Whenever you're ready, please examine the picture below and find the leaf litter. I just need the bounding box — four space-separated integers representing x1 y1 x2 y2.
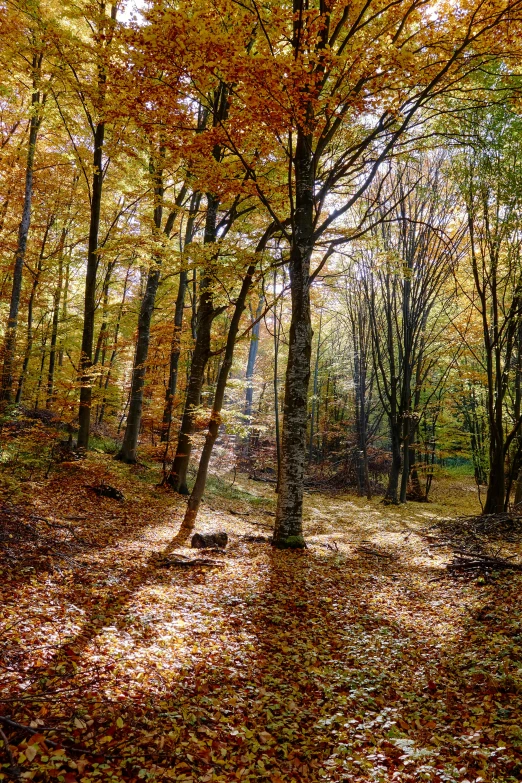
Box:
1 456 521 782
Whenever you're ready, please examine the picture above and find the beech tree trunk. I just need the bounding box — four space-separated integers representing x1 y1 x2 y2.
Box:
244 297 263 421
14 215 52 404
170 263 258 546
483 445 506 514
0 65 42 404
166 193 219 493
352 305 372 500
273 128 313 549
273 271 282 489
117 162 165 463
385 425 402 504
77 121 105 448
309 314 321 464
161 192 201 442
76 3 117 447
97 265 131 426
46 227 66 409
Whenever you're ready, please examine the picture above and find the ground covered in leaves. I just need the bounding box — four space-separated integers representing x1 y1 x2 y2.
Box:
1 452 522 783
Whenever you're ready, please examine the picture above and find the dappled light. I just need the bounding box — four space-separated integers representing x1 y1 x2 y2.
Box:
2 0 522 780
1 456 521 781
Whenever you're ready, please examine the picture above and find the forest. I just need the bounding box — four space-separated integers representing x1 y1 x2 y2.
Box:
1 0 522 781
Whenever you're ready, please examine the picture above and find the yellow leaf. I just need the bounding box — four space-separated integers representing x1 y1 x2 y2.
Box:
25 745 37 762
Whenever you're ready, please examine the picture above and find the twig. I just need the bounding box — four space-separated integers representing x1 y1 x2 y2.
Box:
355 545 395 559
0 723 21 780
0 716 119 758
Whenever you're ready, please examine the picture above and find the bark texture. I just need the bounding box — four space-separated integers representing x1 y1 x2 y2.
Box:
116 161 165 463
166 194 219 494
273 128 314 549
170 261 257 545
0 67 42 404
161 192 201 442
77 121 105 448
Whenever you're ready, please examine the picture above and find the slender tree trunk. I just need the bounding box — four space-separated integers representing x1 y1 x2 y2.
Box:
399 255 412 504
93 260 115 368
59 251 70 368
385 422 402 505
244 297 263 420
117 160 165 463
98 265 131 426
191 268 198 340
1 65 42 404
273 269 282 491
273 128 313 549
14 216 52 404
514 470 522 506
77 121 105 448
168 261 259 547
77 2 117 446
483 444 506 514
46 228 66 409
165 194 219 493
92 260 114 424
309 313 321 464
161 192 201 441
34 321 50 410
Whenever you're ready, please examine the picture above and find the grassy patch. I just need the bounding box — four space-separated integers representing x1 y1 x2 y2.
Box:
89 434 121 455
204 473 271 507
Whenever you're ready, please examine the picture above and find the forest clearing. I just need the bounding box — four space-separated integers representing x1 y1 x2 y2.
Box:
3 0 522 780
1 439 522 783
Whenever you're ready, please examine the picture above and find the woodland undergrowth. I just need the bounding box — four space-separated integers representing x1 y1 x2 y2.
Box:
1 449 521 783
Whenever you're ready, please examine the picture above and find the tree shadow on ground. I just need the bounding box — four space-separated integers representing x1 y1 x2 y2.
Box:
1 484 521 783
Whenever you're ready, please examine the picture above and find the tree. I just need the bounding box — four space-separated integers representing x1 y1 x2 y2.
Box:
116 152 188 463
0 2 47 403
457 105 522 512
203 0 522 544
362 156 462 503
50 0 120 447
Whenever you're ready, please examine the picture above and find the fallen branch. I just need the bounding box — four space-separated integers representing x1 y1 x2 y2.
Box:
158 557 225 569
0 715 118 759
0 722 21 781
447 550 522 576
355 545 395 559
242 535 270 543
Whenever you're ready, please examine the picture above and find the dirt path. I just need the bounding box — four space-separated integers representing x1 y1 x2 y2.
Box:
1 460 521 782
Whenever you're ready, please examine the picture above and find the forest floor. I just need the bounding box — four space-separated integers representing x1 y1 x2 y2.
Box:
1 447 522 783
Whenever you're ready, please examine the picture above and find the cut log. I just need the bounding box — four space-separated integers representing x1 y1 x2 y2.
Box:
191 532 228 549
91 484 124 501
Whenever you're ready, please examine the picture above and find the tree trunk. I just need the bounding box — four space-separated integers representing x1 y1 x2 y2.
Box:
0 64 42 404
165 194 219 493
14 216 52 404
34 320 50 410
97 264 131 426
385 424 402 505
273 128 313 549
309 313 321 464
161 191 201 442
273 270 282 490
59 251 70 368
77 121 105 448
168 262 258 547
117 161 164 463
483 445 505 514
46 227 66 409
244 297 263 421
